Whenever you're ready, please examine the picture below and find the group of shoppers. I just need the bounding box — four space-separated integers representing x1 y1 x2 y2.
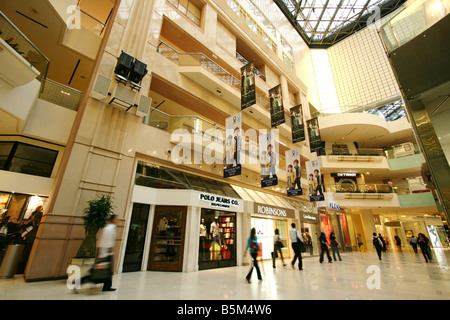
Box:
245 224 437 282
371 232 433 262
244 223 343 283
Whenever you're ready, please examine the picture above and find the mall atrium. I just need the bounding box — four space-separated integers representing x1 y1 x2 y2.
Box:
0 0 448 297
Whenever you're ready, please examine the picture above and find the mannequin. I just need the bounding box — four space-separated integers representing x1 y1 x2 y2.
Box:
200 218 207 260
210 217 222 259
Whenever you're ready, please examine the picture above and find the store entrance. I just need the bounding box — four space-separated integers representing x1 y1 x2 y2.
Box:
123 203 150 272
147 206 187 272
251 217 289 260
199 209 236 270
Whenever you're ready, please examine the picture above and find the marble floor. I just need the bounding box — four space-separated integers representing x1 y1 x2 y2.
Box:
1 249 449 300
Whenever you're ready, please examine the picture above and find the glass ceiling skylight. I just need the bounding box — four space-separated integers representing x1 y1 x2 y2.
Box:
274 0 406 47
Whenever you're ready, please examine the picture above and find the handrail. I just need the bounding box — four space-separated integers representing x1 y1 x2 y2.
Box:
324 147 385 157
379 0 449 52
324 183 394 193
0 10 50 79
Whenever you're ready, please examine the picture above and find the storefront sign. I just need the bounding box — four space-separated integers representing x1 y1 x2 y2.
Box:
253 203 295 219
302 212 318 222
328 202 341 210
331 173 361 177
199 193 240 209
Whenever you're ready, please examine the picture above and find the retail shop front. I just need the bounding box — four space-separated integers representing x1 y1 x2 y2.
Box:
121 161 244 273
230 185 298 261
319 203 352 251
250 202 296 260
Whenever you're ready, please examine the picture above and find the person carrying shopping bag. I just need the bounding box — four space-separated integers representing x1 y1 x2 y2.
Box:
244 228 262 283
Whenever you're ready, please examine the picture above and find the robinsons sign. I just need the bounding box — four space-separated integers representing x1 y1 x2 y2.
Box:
253 203 295 219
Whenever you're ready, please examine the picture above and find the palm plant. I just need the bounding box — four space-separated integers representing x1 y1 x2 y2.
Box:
75 194 114 258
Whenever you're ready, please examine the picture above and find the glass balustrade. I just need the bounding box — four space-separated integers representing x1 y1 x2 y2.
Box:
0 11 49 80
379 0 449 52
325 183 394 193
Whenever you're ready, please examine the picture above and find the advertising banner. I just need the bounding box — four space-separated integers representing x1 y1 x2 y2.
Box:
290 104 305 143
241 61 256 110
259 131 278 188
269 84 285 127
224 113 242 178
306 117 322 153
306 159 325 202
285 148 302 196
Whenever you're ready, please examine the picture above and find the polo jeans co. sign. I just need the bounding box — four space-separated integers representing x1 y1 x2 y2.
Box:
199 193 240 209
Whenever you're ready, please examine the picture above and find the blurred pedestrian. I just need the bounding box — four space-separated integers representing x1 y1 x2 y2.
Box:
417 233 432 263
272 228 286 268
372 232 383 260
330 232 342 261
289 223 304 270
245 227 262 283
98 214 118 291
319 232 332 263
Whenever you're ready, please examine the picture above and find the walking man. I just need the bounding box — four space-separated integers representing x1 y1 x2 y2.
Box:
289 223 304 270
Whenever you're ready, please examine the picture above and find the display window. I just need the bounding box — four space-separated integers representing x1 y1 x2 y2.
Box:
148 206 187 272
199 208 236 270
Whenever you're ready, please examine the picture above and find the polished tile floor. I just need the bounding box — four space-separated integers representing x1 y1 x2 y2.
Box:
1 249 449 300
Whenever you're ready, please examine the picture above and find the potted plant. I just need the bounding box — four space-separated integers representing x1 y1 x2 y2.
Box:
69 194 115 278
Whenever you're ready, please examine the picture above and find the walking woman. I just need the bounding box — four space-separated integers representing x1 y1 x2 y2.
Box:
417 233 432 262
273 229 286 268
319 232 332 263
244 228 262 283
330 232 342 261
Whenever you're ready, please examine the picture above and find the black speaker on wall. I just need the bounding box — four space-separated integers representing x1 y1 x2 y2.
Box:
114 50 134 82
129 58 148 84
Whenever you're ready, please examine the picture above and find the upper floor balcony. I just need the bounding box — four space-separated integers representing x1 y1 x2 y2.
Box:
380 0 450 52
156 40 294 139
0 9 81 144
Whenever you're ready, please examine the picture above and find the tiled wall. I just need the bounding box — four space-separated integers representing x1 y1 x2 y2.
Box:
327 26 401 109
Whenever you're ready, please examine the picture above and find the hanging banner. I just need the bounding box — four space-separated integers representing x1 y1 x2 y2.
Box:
269 84 285 127
224 113 242 178
259 131 278 188
241 61 256 110
306 117 322 153
286 148 302 197
306 159 325 202
290 104 305 143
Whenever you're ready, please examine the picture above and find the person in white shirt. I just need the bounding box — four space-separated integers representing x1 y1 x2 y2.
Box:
98 214 118 292
289 223 304 270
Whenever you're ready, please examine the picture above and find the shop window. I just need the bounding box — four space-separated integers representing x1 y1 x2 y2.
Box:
199 208 236 270
0 142 58 178
148 206 187 272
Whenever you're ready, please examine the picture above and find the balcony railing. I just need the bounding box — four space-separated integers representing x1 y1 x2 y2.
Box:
157 40 272 111
325 183 394 194
0 10 49 80
379 0 449 52
39 78 82 111
324 148 385 157
143 106 288 164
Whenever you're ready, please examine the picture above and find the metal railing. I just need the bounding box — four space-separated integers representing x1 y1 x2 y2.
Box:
143 105 290 164
157 40 282 122
324 147 385 157
0 10 49 80
325 183 394 193
379 0 449 52
39 79 82 111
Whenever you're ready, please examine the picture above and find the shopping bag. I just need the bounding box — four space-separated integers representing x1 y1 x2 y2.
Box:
89 259 111 284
